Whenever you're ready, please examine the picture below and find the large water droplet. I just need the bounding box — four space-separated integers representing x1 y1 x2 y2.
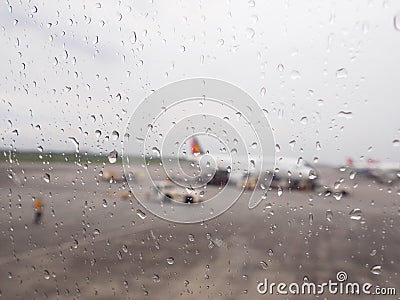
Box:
112 130 119 141
290 70 301 79
349 208 362 220
394 12 400 31
260 87 266 97
152 147 161 157
95 130 102 138
136 209 146 220
43 270 50 280
43 173 50 183
338 111 353 119
246 28 255 39
260 261 268 270
336 68 348 78
309 213 313 225
308 170 317 180
326 210 333 222
370 265 382 275
392 139 400 147
166 257 175 265
108 150 118 163
68 137 79 153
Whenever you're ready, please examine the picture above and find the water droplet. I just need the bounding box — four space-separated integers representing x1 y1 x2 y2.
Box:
122 244 128 253
277 64 285 72
95 130 101 138
102 199 108 208
93 229 101 235
370 265 382 275
336 68 348 78
326 210 333 222
112 130 119 141
130 31 137 43
43 173 50 183
260 87 266 97
300 116 308 125
167 257 175 265
349 171 356 180
152 274 160 283
249 160 255 169
188 234 195 242
290 70 301 79
338 111 353 119
392 139 400 147
248 0 255 7
333 192 343 201
68 137 79 153
309 213 313 225
123 280 128 289
277 186 283 197
349 208 362 220
152 147 161 157
308 170 317 180
72 239 78 249
43 270 50 280
108 150 118 163
246 28 255 39
394 12 400 31
136 209 146 220
260 261 268 270
316 141 321 150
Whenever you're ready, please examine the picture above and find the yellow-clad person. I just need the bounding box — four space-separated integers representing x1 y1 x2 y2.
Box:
33 198 44 224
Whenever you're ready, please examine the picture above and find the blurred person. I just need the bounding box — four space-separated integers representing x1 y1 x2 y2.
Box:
33 198 44 224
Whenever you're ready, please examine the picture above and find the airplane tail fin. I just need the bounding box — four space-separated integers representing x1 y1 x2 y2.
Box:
191 137 204 157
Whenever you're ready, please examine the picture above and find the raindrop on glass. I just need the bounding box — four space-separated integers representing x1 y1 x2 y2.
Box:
167 257 175 265
43 270 50 280
43 173 50 183
394 12 400 31
349 208 362 220
370 265 382 275
112 130 119 141
108 150 118 164
326 210 333 222
336 68 348 78
136 209 146 220
260 261 268 270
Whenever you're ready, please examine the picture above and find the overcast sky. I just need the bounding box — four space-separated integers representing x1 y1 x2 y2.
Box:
1 0 400 165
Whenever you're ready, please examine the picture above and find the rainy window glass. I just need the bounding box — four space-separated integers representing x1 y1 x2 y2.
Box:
1 1 399 299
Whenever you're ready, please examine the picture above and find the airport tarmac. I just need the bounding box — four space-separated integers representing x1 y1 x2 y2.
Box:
0 162 399 299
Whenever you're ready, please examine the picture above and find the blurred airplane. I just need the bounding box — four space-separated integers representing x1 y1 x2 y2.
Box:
346 158 400 184
189 137 318 189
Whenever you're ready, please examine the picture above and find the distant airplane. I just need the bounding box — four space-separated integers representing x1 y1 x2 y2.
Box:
189 137 318 189
346 158 400 183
